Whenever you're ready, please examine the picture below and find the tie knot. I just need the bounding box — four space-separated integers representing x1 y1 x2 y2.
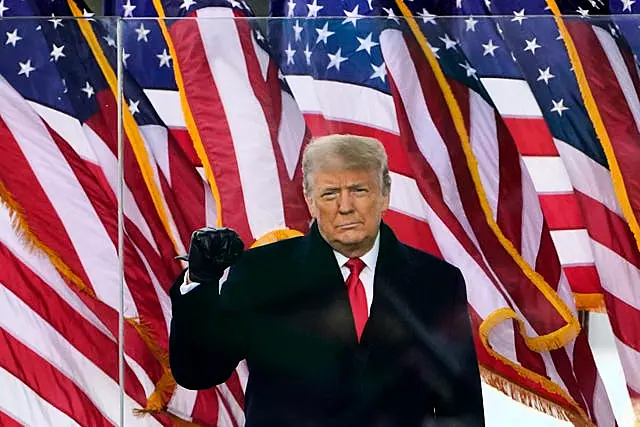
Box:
345 258 366 276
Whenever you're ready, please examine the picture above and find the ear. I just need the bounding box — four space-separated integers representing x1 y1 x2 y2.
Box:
382 190 390 213
305 193 317 219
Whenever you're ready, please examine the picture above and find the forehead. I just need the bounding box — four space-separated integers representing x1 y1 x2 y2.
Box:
312 168 378 187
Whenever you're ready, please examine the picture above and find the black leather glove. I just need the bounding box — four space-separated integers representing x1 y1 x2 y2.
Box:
178 227 245 283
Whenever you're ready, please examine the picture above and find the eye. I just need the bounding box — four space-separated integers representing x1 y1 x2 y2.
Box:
321 191 338 200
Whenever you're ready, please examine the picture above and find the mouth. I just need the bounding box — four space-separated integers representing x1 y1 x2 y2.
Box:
336 222 362 230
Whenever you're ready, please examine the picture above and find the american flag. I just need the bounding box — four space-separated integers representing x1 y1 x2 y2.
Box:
269 0 618 424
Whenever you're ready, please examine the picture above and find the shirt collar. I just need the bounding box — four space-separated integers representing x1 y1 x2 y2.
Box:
333 231 380 272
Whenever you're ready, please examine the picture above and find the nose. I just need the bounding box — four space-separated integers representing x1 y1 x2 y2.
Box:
337 190 355 214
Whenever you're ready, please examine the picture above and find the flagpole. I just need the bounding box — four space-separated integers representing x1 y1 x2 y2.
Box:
116 17 126 427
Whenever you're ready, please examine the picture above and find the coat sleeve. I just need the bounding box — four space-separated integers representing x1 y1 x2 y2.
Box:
431 267 484 426
168 262 252 390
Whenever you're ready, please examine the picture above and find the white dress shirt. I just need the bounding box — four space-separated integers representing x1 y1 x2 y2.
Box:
332 232 380 316
180 232 381 310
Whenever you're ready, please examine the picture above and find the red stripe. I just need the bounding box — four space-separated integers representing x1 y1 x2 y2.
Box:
216 388 241 427
159 171 191 249
603 291 640 354
301 114 413 178
569 23 640 231
502 117 558 156
169 128 200 167
383 209 442 258
0 329 113 427
223 370 245 410
572 331 598 420
191 389 219 426
0 242 154 408
575 191 640 269
563 265 601 296
495 111 523 252
402 36 568 334
535 222 562 292
549 347 590 418
512 318 547 378
169 20 253 243
0 410 22 427
0 116 96 296
538 193 585 230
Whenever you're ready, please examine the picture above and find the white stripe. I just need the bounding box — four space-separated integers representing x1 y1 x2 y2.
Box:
28 102 98 164
0 367 82 427
520 158 544 269
285 75 400 134
480 78 543 118
217 392 236 427
593 375 616 427
237 360 249 392
134 245 172 337
591 241 640 312
251 32 270 82
0 206 113 340
554 139 623 216
141 124 171 186
278 90 306 180
612 337 640 408
521 156 573 193
469 90 499 221
197 7 286 239
83 123 159 256
550 229 594 265
143 89 187 129
218 384 246 425
389 172 429 221
381 29 479 251
0 76 138 318
593 26 640 135
167 386 196 422
0 285 162 426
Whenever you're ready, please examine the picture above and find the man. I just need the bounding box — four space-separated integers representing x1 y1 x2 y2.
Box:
169 134 484 426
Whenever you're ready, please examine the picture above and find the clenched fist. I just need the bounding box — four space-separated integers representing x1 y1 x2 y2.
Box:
181 227 245 283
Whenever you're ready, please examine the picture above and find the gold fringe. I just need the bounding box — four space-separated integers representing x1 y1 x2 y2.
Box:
632 397 640 426
544 0 640 254
126 317 170 366
0 180 96 298
479 309 592 424
149 2 223 228
394 0 581 353
480 366 594 427
574 293 607 313
67 0 184 255
133 370 176 414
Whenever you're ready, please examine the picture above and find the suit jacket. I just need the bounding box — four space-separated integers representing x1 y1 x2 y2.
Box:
169 221 484 427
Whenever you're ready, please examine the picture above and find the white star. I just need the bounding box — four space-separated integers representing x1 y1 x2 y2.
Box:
50 44 65 62
537 67 555 84
496 22 504 38
303 44 312 65
482 39 499 56
456 0 462 7
428 43 440 58
315 22 335 45
135 23 150 42
103 35 116 47
550 99 568 116
484 0 491 9
465 16 478 32
228 0 241 8
343 5 362 26
254 30 265 42
439 34 457 50
512 9 527 25
292 20 303 41
81 82 95 98
524 38 541 54
367 0 373 10
0 0 8 17
417 9 436 24
180 0 196 11
356 33 378 55
18 60 35 78
129 100 140 115
326 48 348 71
556 30 563 40
122 0 136 17
306 0 323 17
576 7 589 16
383 8 401 24
5 29 22 47
82 8 95 20
285 43 296 65
287 0 296 16
49 15 64 29
157 49 171 67
122 50 131 67
622 0 635 11
370 62 387 82
459 61 477 78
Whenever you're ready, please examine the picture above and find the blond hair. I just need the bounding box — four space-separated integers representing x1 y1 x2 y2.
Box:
301 134 391 196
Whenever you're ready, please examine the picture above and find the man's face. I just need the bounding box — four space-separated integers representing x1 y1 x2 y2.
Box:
305 167 389 257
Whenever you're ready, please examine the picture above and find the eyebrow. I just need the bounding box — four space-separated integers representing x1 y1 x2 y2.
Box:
320 183 368 192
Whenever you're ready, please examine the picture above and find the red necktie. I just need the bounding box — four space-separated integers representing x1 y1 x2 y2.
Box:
345 258 368 341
